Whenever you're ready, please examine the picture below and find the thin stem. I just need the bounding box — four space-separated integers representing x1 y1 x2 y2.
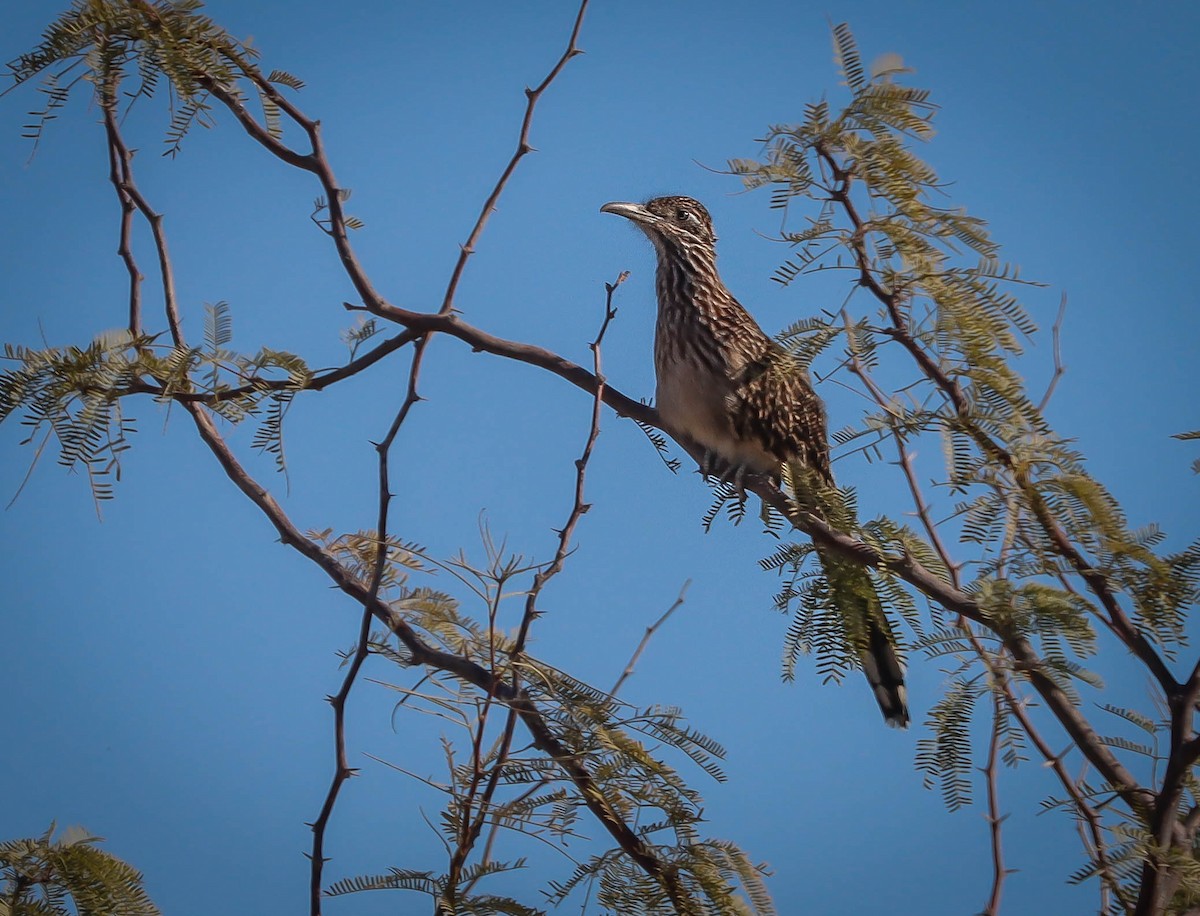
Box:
816 141 1178 699
611 580 690 696
309 336 431 915
99 68 143 337
982 689 1007 916
94 66 684 904
1036 294 1068 413
438 0 591 317
98 70 184 346
465 274 620 897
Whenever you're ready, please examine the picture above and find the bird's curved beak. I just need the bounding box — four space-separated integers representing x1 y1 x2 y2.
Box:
600 201 652 223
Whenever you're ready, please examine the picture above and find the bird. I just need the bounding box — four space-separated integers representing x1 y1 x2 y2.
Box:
601 195 909 727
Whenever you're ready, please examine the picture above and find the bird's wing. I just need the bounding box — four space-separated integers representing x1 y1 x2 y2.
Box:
729 346 831 482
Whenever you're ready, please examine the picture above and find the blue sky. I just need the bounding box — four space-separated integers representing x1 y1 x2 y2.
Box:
2 1 1198 913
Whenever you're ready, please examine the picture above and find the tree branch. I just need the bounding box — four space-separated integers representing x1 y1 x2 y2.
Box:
98 67 142 337
309 335 432 915
96 55 184 347
437 0 590 317
982 689 1007 916
745 472 1156 820
815 141 1179 700
456 272 614 908
611 580 690 697
91 58 684 904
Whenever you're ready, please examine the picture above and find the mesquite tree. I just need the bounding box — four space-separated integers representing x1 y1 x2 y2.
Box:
3 3 1197 915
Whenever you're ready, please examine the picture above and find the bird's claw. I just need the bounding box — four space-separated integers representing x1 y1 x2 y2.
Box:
700 451 749 502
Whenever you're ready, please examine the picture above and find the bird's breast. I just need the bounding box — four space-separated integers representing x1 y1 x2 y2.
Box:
654 343 778 475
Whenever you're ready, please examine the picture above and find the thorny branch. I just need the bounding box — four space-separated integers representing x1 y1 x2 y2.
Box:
816 140 1178 702
815 139 1200 911
982 690 1007 916
612 580 691 696
514 270 622 657
97 26 1163 905
456 272 619 908
308 603 370 916
438 0 590 317
308 335 432 916
91 4 694 910
20 5 1194 913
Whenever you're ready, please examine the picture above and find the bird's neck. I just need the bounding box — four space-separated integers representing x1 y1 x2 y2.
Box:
652 244 770 353
654 246 718 319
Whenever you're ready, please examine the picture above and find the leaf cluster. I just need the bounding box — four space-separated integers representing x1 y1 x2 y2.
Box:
0 823 159 916
325 541 770 915
7 0 303 155
1 302 315 504
723 23 1200 910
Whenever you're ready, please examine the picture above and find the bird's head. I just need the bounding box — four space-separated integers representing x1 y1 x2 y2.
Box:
600 196 717 254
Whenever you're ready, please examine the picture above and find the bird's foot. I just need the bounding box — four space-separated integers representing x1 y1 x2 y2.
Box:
700 451 749 502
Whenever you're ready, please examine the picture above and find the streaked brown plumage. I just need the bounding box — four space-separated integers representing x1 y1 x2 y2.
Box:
602 195 909 727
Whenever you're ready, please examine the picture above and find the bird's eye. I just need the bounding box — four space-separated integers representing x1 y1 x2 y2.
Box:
675 209 692 222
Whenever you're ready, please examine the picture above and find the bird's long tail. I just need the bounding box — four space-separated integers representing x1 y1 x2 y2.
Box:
813 543 909 727
786 462 910 728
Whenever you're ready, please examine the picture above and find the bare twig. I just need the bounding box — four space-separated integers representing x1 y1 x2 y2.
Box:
97 61 184 347
514 271 622 656
98 66 143 337
982 689 1007 916
308 336 432 915
611 580 690 696
816 142 1178 703
1036 293 1068 413
438 0 591 317
464 273 621 900
92 67 686 905
307 613 368 913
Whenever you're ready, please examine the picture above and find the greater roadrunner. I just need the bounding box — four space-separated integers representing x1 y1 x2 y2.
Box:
601 195 909 727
